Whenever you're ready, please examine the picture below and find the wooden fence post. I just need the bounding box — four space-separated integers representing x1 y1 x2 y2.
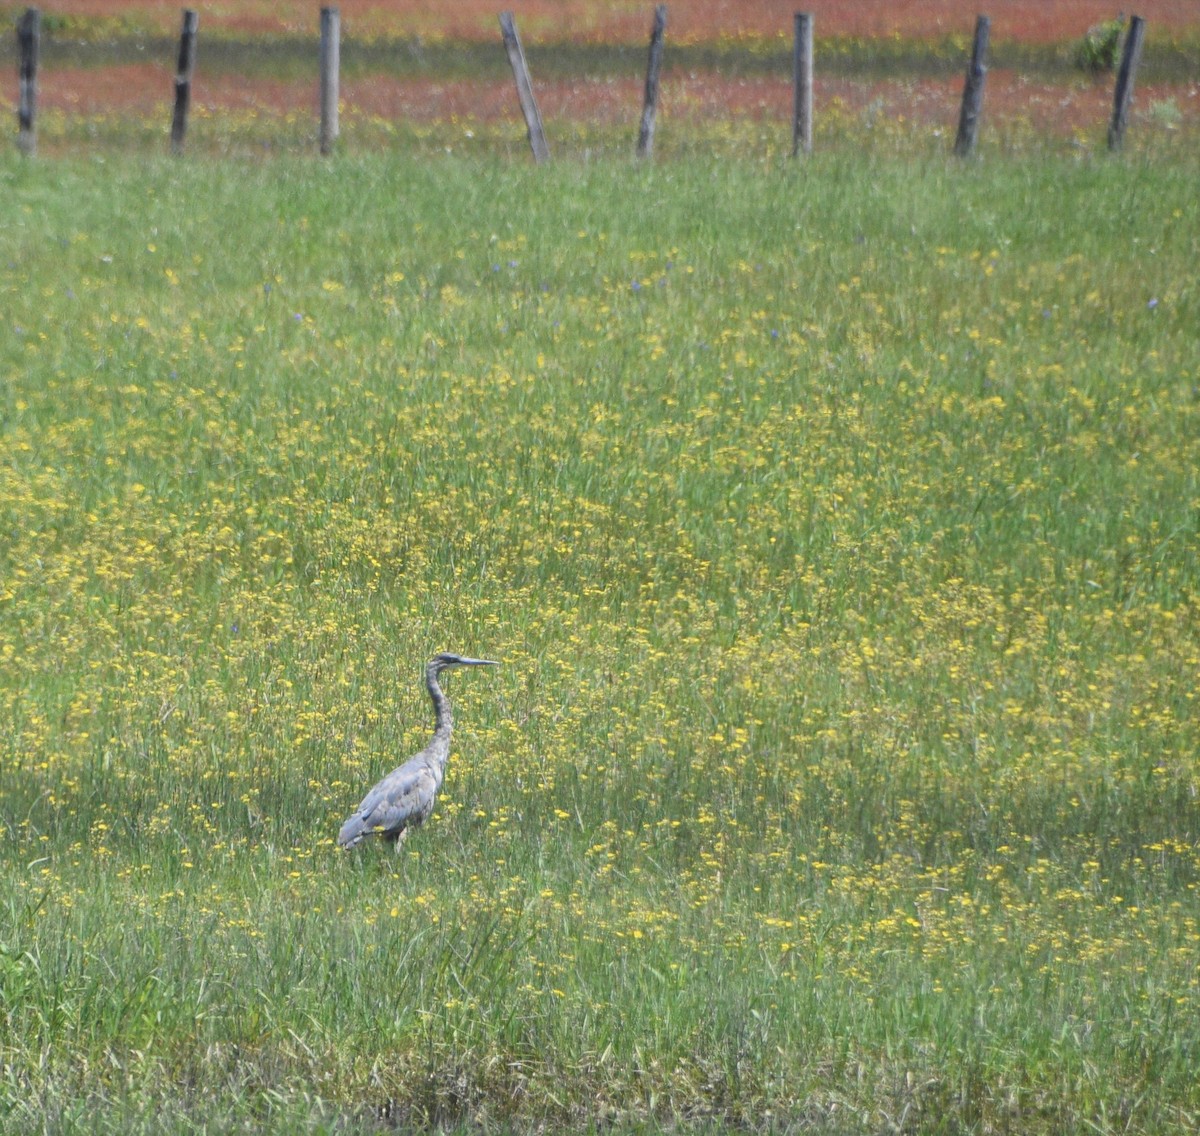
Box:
792 12 813 157
637 5 667 159
170 9 199 155
17 7 40 157
1108 15 1146 151
499 12 550 163
319 6 340 156
954 15 990 156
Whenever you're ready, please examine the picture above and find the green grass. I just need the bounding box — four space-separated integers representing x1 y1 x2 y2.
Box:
2 148 1199 1134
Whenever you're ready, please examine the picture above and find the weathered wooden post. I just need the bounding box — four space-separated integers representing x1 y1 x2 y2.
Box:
954 14 990 157
319 6 340 156
1108 15 1146 151
636 5 667 159
792 12 813 158
17 7 40 157
170 9 199 155
499 11 550 163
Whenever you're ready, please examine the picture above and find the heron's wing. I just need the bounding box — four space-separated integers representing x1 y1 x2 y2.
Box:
337 758 440 848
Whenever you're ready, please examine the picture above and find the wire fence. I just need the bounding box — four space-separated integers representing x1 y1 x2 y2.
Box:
6 5 1184 160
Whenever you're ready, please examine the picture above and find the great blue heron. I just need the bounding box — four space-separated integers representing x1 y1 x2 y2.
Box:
337 653 500 851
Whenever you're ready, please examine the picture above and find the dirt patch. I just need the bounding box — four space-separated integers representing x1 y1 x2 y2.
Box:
19 61 1198 140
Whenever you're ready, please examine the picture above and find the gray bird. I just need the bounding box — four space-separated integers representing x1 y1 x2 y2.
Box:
337 653 500 851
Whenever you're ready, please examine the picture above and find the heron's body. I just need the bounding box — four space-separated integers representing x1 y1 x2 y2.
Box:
337 653 498 851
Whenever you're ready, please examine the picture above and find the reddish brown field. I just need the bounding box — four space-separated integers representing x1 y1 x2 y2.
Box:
25 62 1199 142
35 0 1200 42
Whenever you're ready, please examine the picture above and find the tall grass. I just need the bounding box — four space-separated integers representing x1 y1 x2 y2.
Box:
1 149 1199 1133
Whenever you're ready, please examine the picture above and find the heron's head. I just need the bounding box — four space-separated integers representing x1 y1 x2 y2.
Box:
428 653 501 676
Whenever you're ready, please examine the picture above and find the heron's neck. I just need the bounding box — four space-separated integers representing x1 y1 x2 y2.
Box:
426 668 453 741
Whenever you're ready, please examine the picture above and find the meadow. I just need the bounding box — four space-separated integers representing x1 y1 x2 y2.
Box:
1 142 1199 1134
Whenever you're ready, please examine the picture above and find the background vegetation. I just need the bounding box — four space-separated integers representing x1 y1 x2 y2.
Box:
1 1 1198 157
1 142 1198 1132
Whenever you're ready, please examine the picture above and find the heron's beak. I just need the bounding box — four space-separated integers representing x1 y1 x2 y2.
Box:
461 657 501 666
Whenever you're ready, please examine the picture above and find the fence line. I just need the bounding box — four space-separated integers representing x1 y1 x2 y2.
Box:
1108 15 1147 150
636 4 667 159
9 7 1159 159
954 15 991 158
170 9 199 155
16 6 38 156
318 6 340 156
791 12 813 158
499 11 549 163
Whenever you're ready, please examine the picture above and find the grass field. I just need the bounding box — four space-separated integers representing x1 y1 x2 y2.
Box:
1 146 1199 1134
